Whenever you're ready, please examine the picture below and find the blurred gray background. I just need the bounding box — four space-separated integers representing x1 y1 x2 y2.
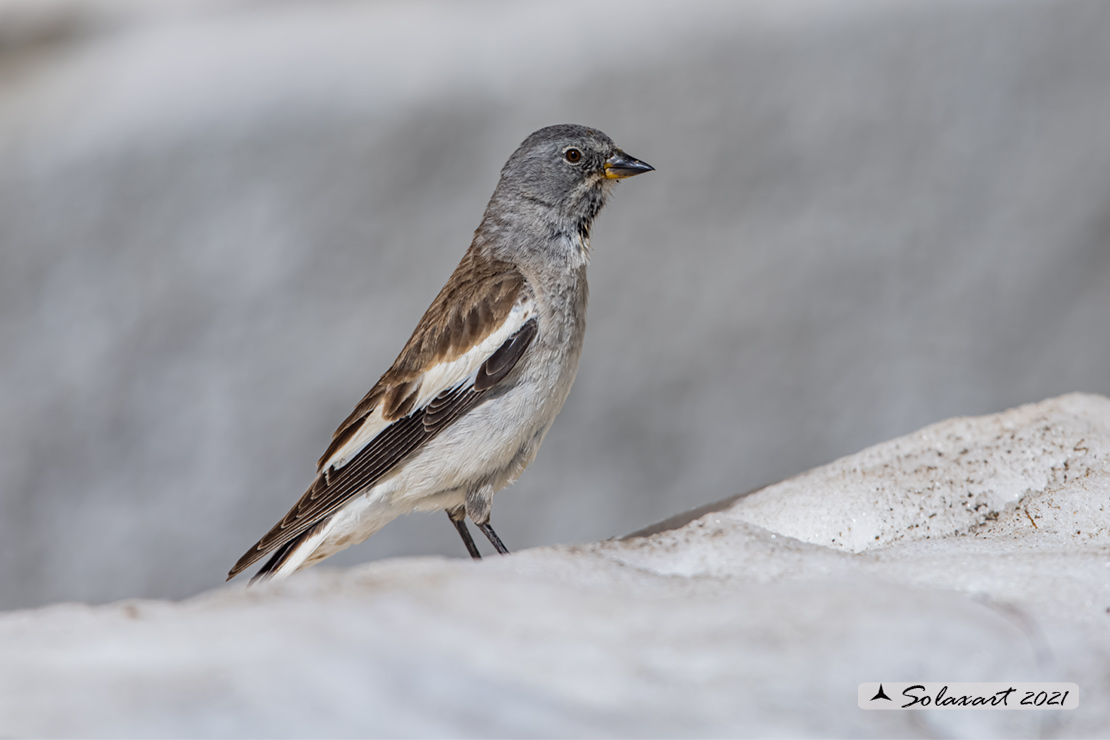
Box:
1 0 1108 611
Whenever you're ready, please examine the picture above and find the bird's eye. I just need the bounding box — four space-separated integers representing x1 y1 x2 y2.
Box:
564 148 582 163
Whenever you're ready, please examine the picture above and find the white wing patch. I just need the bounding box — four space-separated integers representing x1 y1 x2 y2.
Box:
319 300 535 473
321 405 389 473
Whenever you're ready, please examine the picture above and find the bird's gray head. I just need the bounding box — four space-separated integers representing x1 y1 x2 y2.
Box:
482 124 653 253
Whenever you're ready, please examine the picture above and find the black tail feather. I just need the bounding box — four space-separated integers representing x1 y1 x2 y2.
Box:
248 537 300 585
245 518 329 585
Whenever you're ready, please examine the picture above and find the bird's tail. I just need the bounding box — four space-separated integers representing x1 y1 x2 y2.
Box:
231 493 408 584
246 519 332 585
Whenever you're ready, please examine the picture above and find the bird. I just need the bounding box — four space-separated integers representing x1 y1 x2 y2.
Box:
227 124 653 583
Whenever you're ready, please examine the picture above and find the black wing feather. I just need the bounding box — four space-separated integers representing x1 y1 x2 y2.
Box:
475 317 538 391
228 317 539 580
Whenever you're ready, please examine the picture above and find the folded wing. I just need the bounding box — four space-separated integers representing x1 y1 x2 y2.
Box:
228 256 537 580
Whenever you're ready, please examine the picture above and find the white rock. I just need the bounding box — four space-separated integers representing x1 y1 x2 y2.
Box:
1 394 1107 737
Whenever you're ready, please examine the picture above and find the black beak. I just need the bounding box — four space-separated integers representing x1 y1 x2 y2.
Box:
603 149 654 179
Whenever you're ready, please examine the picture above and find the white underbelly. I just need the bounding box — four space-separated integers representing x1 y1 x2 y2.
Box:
298 274 587 566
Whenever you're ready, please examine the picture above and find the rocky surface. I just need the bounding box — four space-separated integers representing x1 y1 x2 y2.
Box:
2 394 1107 738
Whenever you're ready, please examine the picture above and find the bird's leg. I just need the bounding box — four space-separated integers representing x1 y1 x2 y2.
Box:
476 521 510 555
465 486 508 555
447 507 482 559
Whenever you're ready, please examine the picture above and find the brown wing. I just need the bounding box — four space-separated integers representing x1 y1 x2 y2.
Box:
228 318 538 580
228 386 481 580
318 252 525 471
226 257 539 581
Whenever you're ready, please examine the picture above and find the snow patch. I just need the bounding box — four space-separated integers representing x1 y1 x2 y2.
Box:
1 394 1108 737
